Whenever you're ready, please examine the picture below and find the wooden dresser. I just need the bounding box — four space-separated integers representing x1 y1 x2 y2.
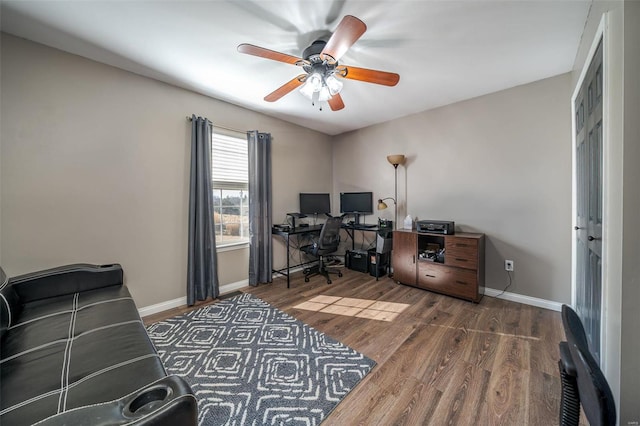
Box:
392 229 485 302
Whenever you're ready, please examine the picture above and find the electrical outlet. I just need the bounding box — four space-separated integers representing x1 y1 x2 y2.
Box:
505 260 514 271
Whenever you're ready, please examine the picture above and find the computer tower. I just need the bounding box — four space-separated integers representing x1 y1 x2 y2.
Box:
346 250 369 273
368 249 389 277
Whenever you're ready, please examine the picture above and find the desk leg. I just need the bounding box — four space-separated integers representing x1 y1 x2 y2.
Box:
286 234 291 288
343 228 355 251
375 252 379 281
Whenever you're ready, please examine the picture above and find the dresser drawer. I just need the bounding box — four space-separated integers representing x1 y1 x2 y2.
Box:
445 237 478 270
417 262 477 300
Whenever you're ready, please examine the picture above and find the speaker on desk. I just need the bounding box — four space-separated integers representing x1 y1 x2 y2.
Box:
286 212 307 229
378 219 393 231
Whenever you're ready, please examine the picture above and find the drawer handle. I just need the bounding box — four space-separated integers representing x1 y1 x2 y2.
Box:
456 280 469 285
456 244 469 247
425 274 436 278
455 258 468 262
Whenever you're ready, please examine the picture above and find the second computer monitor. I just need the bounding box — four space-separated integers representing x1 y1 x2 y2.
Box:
340 192 373 224
299 193 331 215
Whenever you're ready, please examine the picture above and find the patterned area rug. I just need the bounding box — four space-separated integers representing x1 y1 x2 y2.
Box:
146 293 376 425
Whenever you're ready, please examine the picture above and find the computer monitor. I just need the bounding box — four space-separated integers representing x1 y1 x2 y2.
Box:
299 193 331 215
340 192 373 224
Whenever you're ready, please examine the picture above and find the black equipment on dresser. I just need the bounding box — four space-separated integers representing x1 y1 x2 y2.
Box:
416 220 455 235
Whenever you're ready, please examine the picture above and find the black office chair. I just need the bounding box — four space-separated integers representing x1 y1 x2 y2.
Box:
300 216 343 284
558 304 616 426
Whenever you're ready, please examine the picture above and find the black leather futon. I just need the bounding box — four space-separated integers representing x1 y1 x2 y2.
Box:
0 264 197 425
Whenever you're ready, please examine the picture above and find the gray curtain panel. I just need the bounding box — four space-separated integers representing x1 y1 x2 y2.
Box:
187 115 219 305
247 131 273 286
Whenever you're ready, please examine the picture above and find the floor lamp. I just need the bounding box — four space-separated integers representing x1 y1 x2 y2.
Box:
377 154 405 229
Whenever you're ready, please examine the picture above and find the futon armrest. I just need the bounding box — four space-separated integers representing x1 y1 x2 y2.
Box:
9 263 123 303
33 375 198 426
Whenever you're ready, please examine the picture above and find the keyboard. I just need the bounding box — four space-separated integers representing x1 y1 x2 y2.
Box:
355 224 377 229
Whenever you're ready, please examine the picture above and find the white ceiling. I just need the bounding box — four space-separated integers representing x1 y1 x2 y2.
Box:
0 0 591 136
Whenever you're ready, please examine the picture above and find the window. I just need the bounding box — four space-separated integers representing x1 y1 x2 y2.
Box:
212 128 249 247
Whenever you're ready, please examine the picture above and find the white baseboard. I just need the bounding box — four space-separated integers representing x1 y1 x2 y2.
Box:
138 279 250 317
139 278 563 316
484 287 562 312
138 296 186 317
220 279 250 294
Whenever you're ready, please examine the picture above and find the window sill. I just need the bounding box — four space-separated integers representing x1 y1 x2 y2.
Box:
217 242 250 253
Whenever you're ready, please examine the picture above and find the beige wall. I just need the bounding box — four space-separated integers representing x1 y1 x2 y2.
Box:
333 73 573 303
621 3 640 421
0 34 333 307
621 2 640 419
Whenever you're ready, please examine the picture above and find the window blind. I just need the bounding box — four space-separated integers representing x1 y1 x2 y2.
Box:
212 130 247 190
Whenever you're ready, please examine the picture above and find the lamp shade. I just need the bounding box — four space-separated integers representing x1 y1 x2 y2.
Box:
387 154 405 166
377 199 388 210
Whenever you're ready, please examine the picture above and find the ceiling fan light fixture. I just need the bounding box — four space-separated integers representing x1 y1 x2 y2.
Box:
308 72 322 90
318 85 332 102
299 81 315 99
325 74 343 95
299 72 339 102
299 72 323 99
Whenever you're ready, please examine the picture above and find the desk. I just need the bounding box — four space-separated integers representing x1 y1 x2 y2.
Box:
272 225 323 288
341 224 379 250
272 223 391 287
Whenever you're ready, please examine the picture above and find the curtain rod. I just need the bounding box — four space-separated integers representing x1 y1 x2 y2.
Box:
185 116 245 134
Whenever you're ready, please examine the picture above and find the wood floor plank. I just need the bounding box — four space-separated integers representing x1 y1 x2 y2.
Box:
374 377 433 426
422 326 471 392
484 335 531 425
528 370 562 425
461 327 500 370
530 307 564 376
428 361 491 426
143 268 564 425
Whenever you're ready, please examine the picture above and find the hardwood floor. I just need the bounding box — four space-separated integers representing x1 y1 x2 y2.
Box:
143 268 566 425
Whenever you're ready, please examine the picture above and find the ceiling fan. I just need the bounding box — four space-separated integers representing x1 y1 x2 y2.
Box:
237 15 400 111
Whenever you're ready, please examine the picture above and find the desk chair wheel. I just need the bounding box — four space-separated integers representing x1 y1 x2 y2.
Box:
338 271 343 277
327 279 332 284
304 277 309 282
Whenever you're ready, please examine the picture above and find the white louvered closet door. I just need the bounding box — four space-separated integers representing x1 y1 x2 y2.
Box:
574 39 603 363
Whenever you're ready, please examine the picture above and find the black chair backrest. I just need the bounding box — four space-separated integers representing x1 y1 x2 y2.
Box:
561 305 616 426
317 216 342 250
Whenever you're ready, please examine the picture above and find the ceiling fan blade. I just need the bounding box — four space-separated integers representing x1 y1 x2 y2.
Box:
238 43 305 65
320 15 367 62
339 65 400 86
328 94 345 111
264 75 307 102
